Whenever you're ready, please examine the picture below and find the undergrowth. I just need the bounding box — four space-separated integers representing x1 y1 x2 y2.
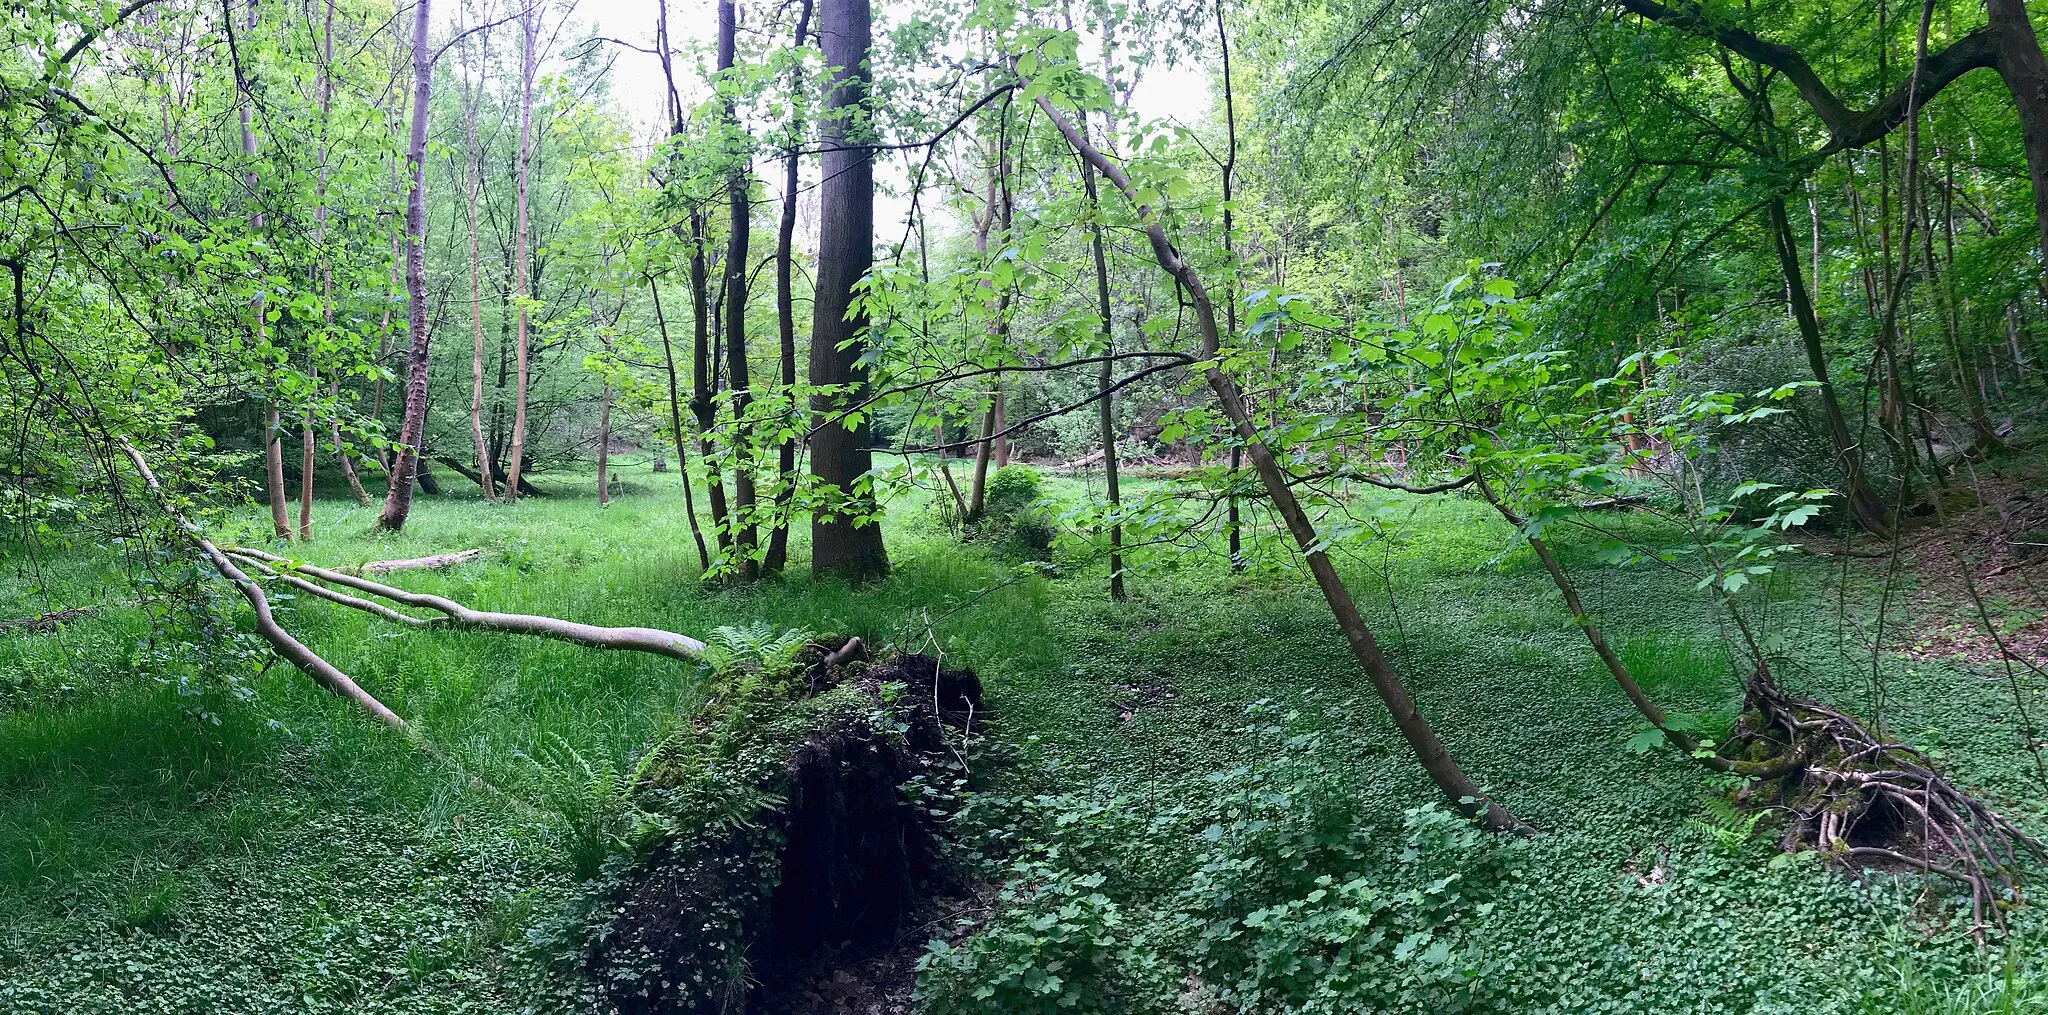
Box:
0 462 2040 1012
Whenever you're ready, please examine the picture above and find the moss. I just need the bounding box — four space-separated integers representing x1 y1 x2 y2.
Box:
589 642 979 1014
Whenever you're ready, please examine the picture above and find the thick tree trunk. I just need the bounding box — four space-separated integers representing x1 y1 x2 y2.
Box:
1766 197 1891 533
1987 0 2048 263
766 0 816 576
504 4 537 505
808 0 889 580
1039 92 1523 832
377 0 436 531
720 0 760 578
650 278 712 570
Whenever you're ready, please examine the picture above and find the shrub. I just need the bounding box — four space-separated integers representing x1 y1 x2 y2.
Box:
975 465 1056 558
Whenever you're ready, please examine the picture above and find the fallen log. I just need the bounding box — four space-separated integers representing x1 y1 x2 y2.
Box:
117 438 407 729
357 548 486 575
228 548 705 661
0 607 97 634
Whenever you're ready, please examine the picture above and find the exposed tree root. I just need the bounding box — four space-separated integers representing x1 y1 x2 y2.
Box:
1730 671 2044 933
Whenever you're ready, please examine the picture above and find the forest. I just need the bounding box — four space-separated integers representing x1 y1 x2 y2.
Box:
6 0 2048 1011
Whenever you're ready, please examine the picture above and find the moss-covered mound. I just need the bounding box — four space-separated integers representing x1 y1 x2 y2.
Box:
590 639 982 1014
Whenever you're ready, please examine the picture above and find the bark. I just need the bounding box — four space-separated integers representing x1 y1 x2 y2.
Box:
1217 0 1242 571
651 276 712 570
264 404 291 541
119 439 403 727
965 118 1012 523
808 0 889 580
597 380 614 507
236 0 290 541
299 0 335 542
230 548 707 661
462 24 498 501
1078 122 1124 600
1766 197 1891 532
1986 0 2048 262
766 0 816 575
377 0 436 531
361 549 486 575
689 212 734 556
329 379 371 506
1037 91 1524 832
504 2 538 505
720 0 760 578
372 185 399 473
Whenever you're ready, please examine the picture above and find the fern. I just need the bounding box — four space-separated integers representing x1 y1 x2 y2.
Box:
521 733 645 879
700 621 814 673
1688 794 1765 855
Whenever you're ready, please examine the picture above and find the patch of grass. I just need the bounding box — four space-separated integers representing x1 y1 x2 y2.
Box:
0 462 2040 1012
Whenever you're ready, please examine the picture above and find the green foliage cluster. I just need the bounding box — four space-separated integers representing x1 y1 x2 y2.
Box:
975 464 1058 558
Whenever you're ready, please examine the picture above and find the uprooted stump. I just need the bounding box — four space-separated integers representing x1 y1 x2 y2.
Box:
591 639 983 1014
1727 671 2044 932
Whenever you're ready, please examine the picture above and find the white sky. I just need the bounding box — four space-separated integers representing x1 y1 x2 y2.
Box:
446 0 1214 245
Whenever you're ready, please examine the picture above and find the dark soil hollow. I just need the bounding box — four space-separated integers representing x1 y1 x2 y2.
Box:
599 646 983 1015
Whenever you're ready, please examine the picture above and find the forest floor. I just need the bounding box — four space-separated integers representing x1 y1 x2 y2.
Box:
1 462 2046 1013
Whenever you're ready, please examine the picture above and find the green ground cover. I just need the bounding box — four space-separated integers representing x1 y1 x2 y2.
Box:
1 465 2043 1013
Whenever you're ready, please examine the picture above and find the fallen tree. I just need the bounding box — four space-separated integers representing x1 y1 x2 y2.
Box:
594 640 981 1014
119 439 707 730
359 549 486 575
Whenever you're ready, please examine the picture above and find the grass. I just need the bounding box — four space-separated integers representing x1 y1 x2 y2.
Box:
0 461 2043 1012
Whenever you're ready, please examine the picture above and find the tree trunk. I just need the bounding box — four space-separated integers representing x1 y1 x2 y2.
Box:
720 0 760 578
299 0 337 541
651 277 712 571
766 0 816 575
1038 92 1524 833
461 26 498 502
505 3 538 505
1217 0 1242 571
377 0 436 531
237 0 290 542
1987 0 2048 264
965 121 1012 523
689 211 734 557
1079 123 1125 600
808 0 889 581
597 381 613 507
372 183 398 473
1766 197 1891 533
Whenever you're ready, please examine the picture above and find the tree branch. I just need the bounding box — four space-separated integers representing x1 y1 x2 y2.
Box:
1617 0 1997 154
